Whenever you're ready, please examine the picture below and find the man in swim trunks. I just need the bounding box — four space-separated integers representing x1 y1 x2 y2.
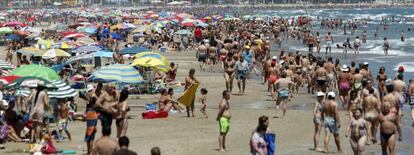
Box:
362 88 381 144
197 42 207 71
235 56 249 95
379 102 402 155
324 57 336 92
392 74 406 117
274 71 295 117
338 65 351 106
314 61 328 93
408 79 414 126
217 90 231 152
322 92 342 154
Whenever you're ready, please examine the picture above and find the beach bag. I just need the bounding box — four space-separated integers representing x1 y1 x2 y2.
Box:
142 110 168 119
264 133 276 155
41 140 57 154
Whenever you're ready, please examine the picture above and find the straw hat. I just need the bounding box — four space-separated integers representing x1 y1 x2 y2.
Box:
341 64 349 72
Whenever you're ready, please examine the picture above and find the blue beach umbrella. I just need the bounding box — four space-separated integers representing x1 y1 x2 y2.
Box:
110 32 122 40
88 64 145 84
120 46 150 55
71 45 102 53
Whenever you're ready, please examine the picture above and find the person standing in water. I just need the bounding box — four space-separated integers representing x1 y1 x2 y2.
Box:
325 32 334 56
345 108 370 155
353 36 361 55
400 31 405 42
217 90 231 152
383 37 389 56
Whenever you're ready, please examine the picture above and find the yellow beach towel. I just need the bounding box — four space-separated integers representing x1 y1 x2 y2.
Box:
177 83 199 107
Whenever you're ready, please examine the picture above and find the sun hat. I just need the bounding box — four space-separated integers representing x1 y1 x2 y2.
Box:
272 56 277 60
341 64 349 72
316 92 325 97
327 91 336 98
86 84 94 92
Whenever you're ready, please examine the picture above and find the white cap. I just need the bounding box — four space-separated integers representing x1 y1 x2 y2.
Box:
363 62 369 65
2 100 8 106
341 64 349 72
86 84 94 92
272 56 277 60
316 92 325 97
327 91 336 98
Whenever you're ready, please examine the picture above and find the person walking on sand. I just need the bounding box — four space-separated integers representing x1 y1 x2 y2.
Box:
274 71 295 117
235 56 249 95
408 79 414 127
57 99 72 142
29 82 48 143
313 92 325 152
322 92 342 154
92 128 119 155
115 89 130 138
362 88 381 144
199 88 208 118
217 90 231 152
379 102 402 155
345 108 370 155
185 68 199 117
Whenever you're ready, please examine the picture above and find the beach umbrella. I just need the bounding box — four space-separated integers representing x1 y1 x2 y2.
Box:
131 52 169 72
51 41 80 49
17 47 45 55
15 80 77 98
132 25 150 33
40 49 71 59
71 45 102 53
120 46 150 55
94 50 113 58
6 76 56 89
9 65 60 81
175 29 191 35
76 37 96 44
36 38 54 49
88 64 144 84
6 34 21 41
0 27 13 34
0 59 16 70
63 33 86 40
181 22 195 27
77 27 97 34
4 21 24 27
204 16 212 20
0 75 21 85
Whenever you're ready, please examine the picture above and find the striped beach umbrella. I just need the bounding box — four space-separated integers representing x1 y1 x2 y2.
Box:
15 80 77 98
0 59 16 70
88 64 144 84
71 45 102 53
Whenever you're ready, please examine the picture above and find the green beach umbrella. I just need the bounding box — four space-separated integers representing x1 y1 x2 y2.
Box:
6 76 56 89
0 27 13 35
10 65 60 81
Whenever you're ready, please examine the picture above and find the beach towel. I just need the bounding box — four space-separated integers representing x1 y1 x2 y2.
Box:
264 133 276 155
142 110 168 119
145 104 157 111
41 140 57 154
177 83 200 107
61 150 76 154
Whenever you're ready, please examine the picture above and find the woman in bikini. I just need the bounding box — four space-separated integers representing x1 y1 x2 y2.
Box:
158 89 181 113
348 91 361 121
223 55 236 93
346 108 370 155
376 67 387 101
115 89 129 138
313 92 325 152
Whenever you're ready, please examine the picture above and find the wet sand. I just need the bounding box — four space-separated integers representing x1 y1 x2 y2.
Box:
1 49 414 155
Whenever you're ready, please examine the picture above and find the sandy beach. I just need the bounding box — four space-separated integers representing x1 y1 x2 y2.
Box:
1 50 413 155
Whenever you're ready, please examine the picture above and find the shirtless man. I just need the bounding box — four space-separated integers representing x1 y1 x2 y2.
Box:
379 102 402 155
274 71 295 117
58 100 72 142
360 62 373 81
217 90 231 152
325 32 334 56
92 128 119 155
268 57 280 99
383 84 399 114
322 92 342 154
408 79 414 126
208 45 218 72
383 37 389 56
324 57 336 92
362 88 381 144
314 61 328 93
392 74 406 116
223 56 236 93
308 58 317 94
197 42 207 71
354 36 361 55
262 55 271 85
